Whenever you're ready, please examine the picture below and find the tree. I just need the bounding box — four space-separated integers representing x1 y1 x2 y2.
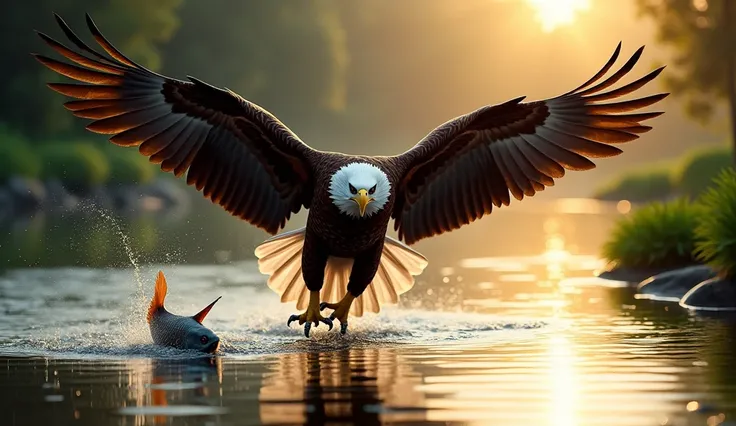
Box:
2 0 182 141
637 0 736 162
160 0 348 127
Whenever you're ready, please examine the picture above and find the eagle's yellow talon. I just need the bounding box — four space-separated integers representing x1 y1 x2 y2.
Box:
320 293 355 334
287 291 332 337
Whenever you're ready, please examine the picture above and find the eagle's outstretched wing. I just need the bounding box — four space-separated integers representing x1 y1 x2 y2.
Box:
34 14 316 234
393 43 668 245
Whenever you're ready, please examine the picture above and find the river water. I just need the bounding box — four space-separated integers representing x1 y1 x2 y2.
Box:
1 198 734 425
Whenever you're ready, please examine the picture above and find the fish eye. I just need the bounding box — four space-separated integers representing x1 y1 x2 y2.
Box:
200 335 208 344
368 185 377 195
349 184 357 195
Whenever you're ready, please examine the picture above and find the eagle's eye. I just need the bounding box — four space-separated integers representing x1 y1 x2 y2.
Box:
349 184 357 195
368 185 377 195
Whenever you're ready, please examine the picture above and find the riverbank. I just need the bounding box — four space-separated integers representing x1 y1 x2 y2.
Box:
0 176 191 222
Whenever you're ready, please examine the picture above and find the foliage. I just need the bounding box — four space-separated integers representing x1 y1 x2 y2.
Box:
1 0 182 140
0 124 42 182
103 145 156 185
694 168 736 277
38 142 109 190
637 0 736 148
593 167 674 202
602 199 702 269
161 1 348 120
674 145 733 197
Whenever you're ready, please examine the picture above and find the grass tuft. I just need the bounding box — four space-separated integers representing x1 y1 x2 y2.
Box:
602 198 702 269
694 167 736 278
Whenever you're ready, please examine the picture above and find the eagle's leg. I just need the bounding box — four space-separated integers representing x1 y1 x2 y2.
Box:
287 291 333 337
319 293 355 334
287 234 333 338
320 240 384 335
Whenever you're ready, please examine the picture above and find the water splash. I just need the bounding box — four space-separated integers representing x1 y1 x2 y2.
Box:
77 201 149 344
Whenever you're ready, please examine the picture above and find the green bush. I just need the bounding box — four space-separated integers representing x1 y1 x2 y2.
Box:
38 143 109 190
694 168 736 278
602 198 702 269
593 167 674 202
675 146 733 198
0 124 42 183
103 146 156 185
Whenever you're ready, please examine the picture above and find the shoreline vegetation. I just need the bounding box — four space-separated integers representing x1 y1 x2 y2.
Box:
593 145 733 203
600 167 736 310
0 125 190 221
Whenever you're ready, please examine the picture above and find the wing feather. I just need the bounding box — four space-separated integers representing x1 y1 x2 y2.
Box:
35 13 316 234
393 44 668 244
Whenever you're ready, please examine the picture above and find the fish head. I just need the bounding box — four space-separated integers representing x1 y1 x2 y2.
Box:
183 322 221 354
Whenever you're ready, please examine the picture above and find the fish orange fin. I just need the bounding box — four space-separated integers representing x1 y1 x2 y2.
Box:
193 296 221 324
147 271 168 324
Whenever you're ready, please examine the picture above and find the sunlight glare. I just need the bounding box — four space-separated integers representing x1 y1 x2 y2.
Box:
549 335 579 426
527 0 591 33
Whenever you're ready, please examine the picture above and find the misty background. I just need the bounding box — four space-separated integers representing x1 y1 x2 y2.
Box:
0 0 728 268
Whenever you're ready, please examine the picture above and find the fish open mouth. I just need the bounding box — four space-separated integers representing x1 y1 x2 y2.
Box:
205 339 220 354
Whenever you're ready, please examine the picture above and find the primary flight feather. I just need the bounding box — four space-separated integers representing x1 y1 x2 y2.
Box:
34 13 668 337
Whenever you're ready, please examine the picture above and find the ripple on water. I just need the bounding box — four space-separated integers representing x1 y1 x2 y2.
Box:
3 261 736 426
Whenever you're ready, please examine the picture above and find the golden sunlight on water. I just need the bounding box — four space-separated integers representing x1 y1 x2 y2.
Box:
550 335 578 426
3 200 735 425
259 349 426 424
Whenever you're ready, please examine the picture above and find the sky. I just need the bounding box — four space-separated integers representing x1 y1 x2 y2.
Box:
311 0 725 199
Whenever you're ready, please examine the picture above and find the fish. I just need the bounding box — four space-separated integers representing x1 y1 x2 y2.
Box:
147 271 221 353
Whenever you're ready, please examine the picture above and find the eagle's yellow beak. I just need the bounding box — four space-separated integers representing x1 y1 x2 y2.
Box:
351 189 374 217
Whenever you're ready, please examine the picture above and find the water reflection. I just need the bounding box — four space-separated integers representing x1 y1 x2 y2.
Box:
549 335 577 426
259 348 425 424
117 357 226 425
4 200 736 425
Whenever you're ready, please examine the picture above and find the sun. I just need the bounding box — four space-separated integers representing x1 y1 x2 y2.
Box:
527 0 591 33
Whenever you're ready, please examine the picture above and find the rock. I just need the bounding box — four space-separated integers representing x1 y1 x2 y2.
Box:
680 277 736 311
108 184 143 212
86 185 114 210
6 176 46 212
596 261 676 284
42 179 79 211
637 265 717 302
143 179 190 209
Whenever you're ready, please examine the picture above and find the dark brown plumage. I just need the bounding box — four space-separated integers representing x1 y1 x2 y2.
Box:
34 14 668 335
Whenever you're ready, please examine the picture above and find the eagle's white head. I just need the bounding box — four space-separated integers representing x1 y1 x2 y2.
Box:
329 162 391 218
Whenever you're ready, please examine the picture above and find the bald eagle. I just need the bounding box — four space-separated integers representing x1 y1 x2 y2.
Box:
34 14 667 337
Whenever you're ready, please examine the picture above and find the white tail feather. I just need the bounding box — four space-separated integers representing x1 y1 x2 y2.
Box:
254 227 428 317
